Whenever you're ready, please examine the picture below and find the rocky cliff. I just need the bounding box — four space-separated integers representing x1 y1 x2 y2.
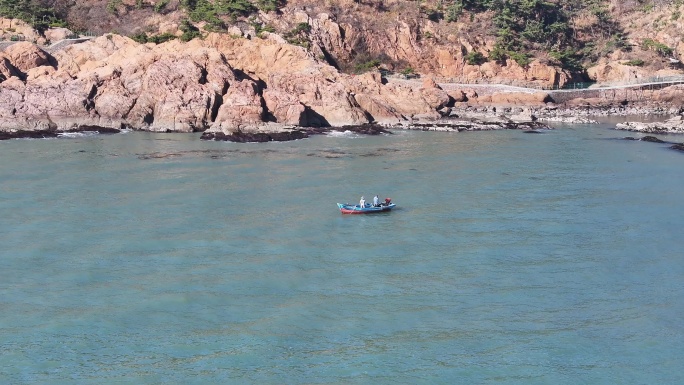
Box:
0 33 459 134
3 0 684 139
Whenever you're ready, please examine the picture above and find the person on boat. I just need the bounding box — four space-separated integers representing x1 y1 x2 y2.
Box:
373 195 379 207
359 196 365 208
384 198 391 206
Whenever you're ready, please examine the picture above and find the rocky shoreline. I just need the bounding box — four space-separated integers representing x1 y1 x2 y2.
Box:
0 125 121 140
2 35 684 143
615 116 684 134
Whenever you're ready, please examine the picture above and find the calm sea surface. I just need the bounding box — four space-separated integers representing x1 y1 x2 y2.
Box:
1 124 683 384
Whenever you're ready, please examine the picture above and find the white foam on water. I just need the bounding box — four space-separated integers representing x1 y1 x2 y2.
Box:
326 130 360 138
57 131 101 138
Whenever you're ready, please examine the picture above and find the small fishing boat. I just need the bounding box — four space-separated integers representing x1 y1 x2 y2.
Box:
337 198 396 214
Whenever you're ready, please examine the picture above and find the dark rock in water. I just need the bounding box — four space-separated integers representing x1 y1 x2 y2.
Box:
201 130 309 142
0 125 121 140
72 125 121 134
332 123 392 135
641 136 665 143
505 121 548 130
0 130 59 140
623 137 637 140
523 130 544 134
670 143 684 152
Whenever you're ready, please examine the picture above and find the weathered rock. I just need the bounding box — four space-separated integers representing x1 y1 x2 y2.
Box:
0 57 21 81
210 80 264 133
2 29 684 141
0 18 44 44
510 109 537 122
2 42 53 75
44 28 75 43
615 116 684 134
479 91 551 105
445 89 467 102
420 77 452 111
263 89 307 125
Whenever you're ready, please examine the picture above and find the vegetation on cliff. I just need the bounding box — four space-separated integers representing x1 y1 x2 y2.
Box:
1 0 683 82
0 0 65 31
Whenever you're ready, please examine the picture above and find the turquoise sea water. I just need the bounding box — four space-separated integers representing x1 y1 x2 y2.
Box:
1 125 683 384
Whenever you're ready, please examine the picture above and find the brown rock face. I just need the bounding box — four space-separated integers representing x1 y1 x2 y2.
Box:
2 42 53 75
128 56 224 132
0 57 21 81
263 90 307 125
44 28 75 43
478 92 552 105
0 37 247 132
211 80 264 133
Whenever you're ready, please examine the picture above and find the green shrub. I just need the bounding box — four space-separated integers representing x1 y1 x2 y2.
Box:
106 0 122 14
445 3 462 22
354 59 381 73
465 51 486 65
400 67 415 75
131 32 148 43
256 0 281 12
623 59 645 66
283 23 311 49
148 32 177 44
294 22 311 33
488 44 507 63
154 0 169 13
549 49 583 71
183 0 257 29
642 38 673 57
509 51 531 67
180 19 202 41
250 21 275 34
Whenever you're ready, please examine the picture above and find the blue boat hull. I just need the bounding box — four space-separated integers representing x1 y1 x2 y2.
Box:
337 203 396 214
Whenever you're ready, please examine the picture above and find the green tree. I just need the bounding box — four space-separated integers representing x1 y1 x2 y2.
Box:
465 51 487 65
180 19 202 41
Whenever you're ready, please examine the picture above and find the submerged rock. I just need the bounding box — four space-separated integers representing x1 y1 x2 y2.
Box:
0 130 59 140
641 136 666 143
0 125 120 140
201 129 308 142
670 143 684 152
402 118 549 132
331 123 392 135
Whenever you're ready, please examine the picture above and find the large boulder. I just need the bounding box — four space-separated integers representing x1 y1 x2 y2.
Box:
263 89 308 125
44 27 76 43
211 80 265 133
0 56 21 81
2 42 53 74
419 77 452 110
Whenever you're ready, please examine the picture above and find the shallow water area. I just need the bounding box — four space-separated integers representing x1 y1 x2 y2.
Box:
1 125 683 384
